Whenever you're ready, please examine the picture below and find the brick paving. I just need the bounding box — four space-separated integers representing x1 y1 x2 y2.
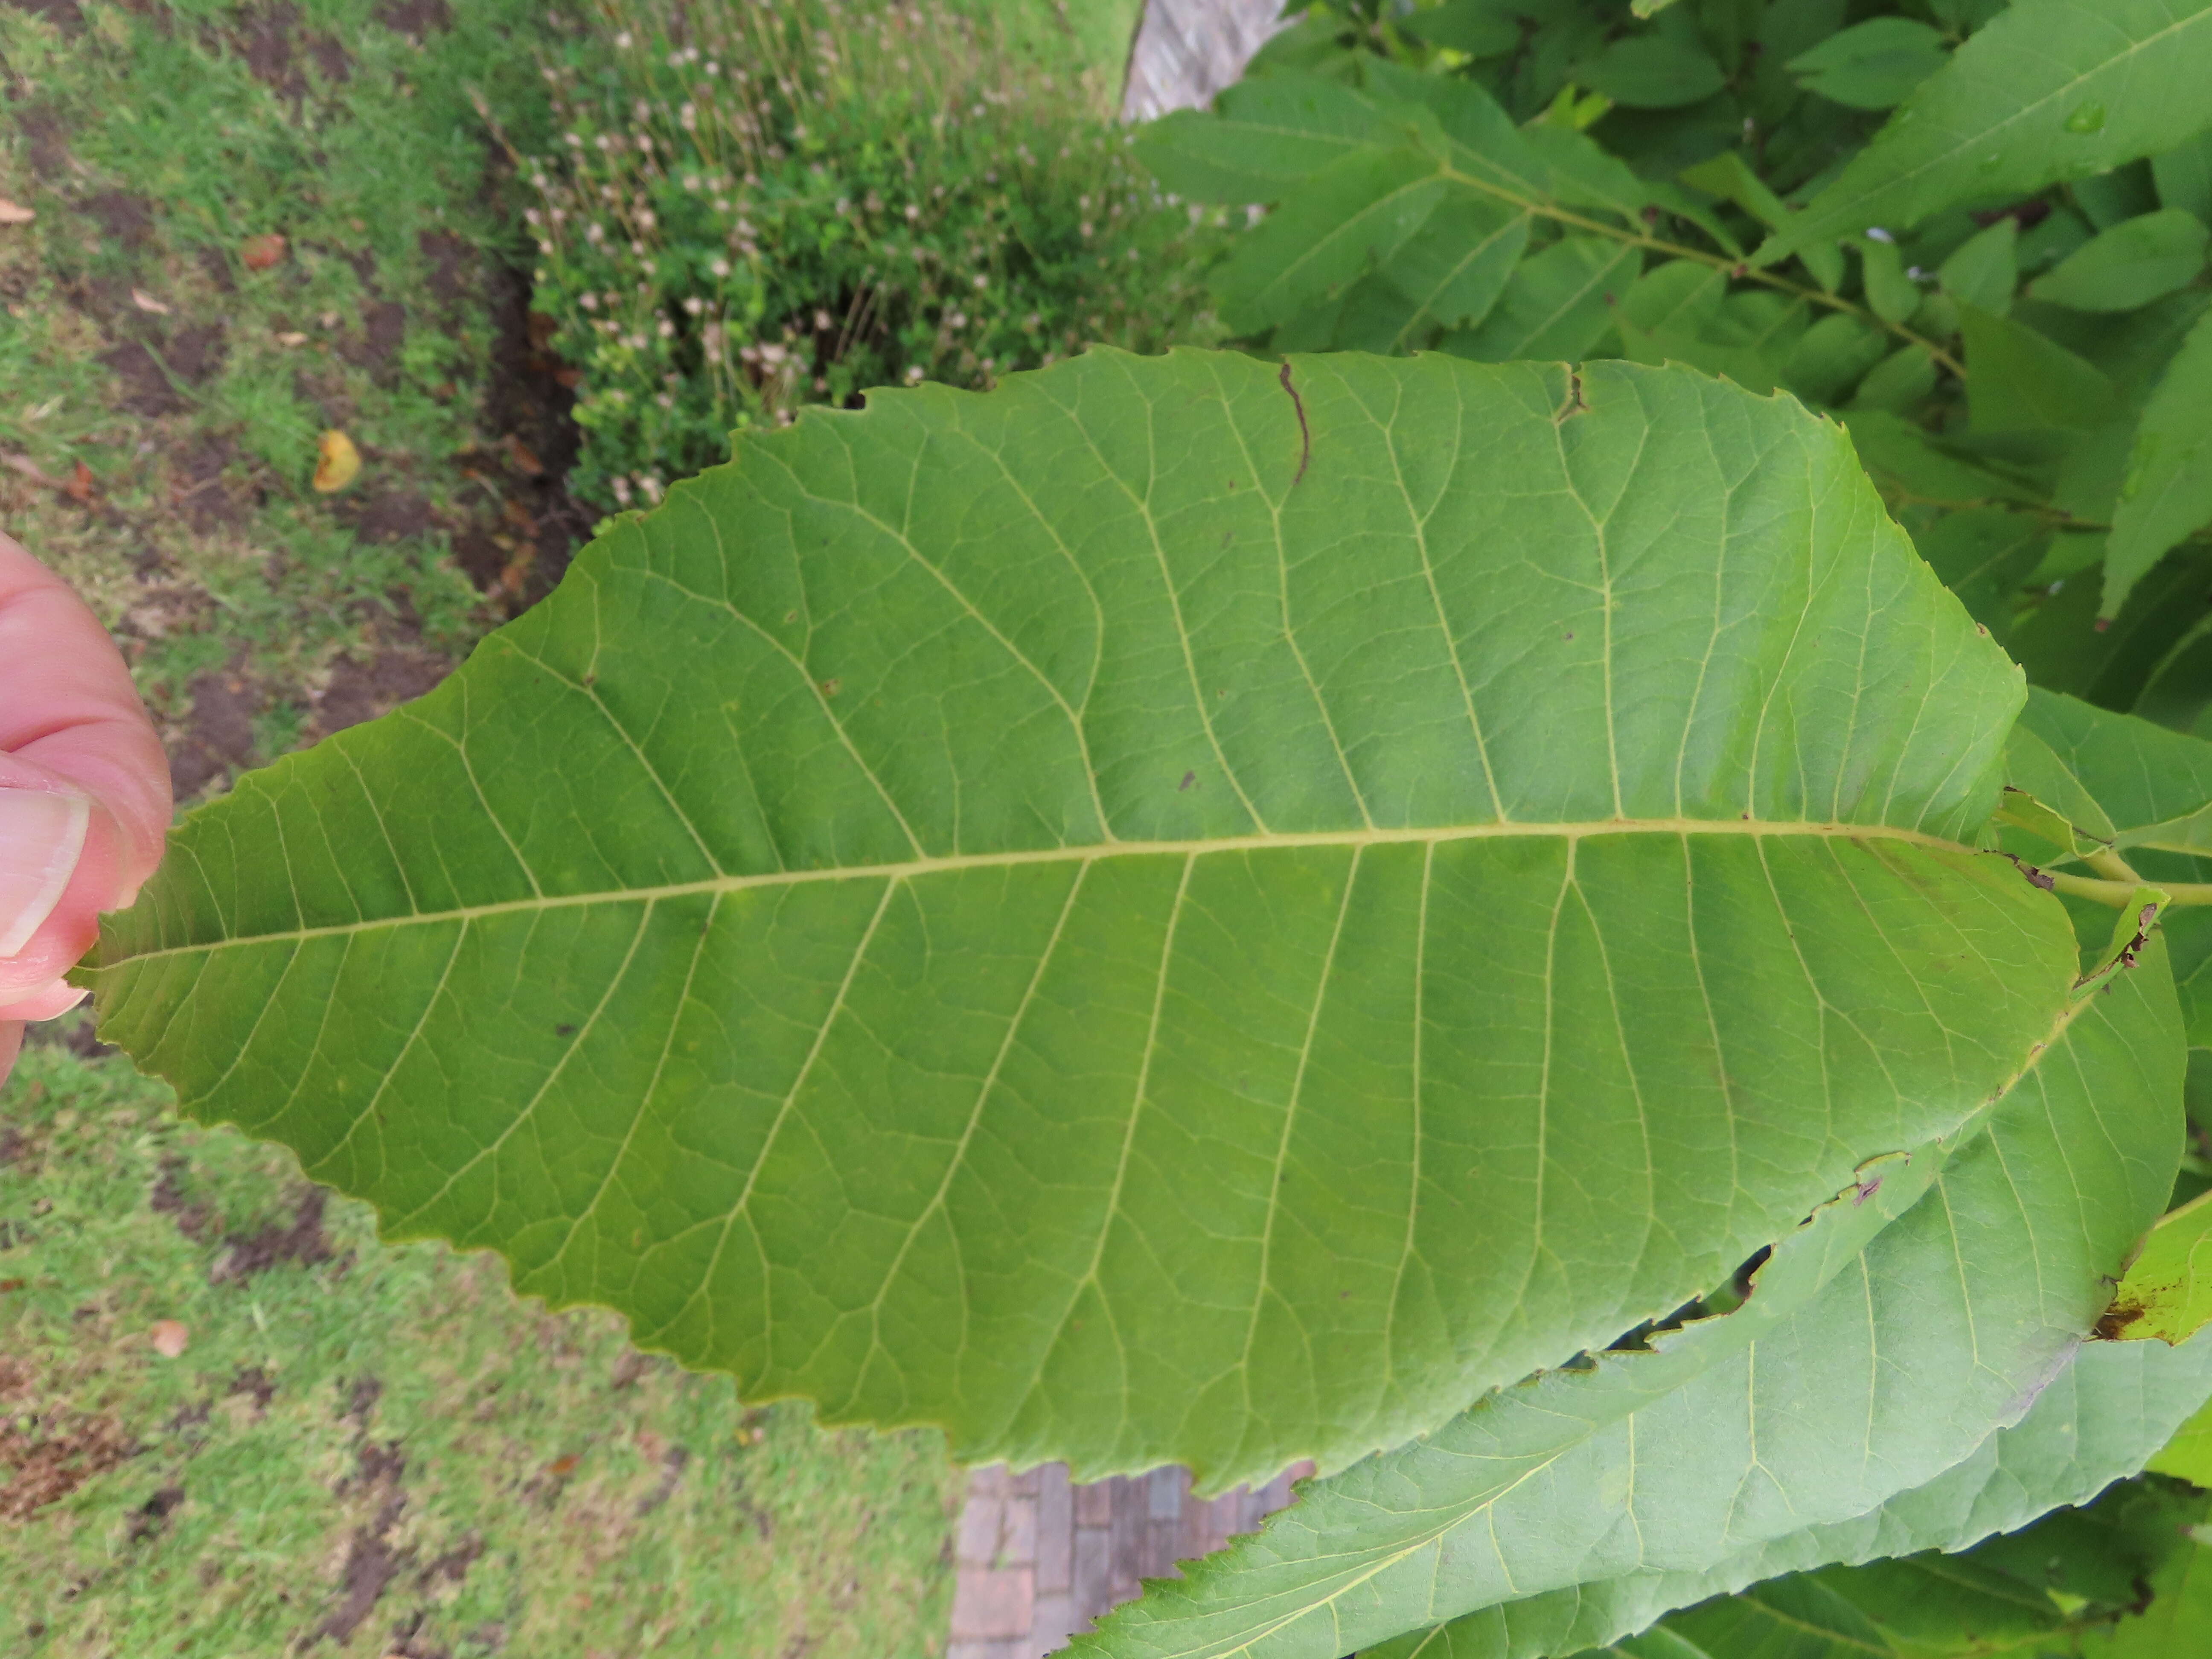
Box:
947 1460 1312 1659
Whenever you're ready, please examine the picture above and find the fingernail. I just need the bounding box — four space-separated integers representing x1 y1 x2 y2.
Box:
0 788 90 958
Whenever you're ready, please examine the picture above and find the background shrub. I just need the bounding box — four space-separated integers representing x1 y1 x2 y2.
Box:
521 0 1226 513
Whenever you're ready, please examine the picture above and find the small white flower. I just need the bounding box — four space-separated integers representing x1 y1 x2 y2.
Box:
580 292 599 310
614 29 632 48
658 319 675 338
711 256 732 278
684 296 704 315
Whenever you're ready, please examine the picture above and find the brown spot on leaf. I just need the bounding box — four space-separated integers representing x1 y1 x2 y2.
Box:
2095 1301 2145 1340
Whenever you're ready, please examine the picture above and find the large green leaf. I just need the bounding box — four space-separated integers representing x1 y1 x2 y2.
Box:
87 353 2076 1491
1761 0 2212 262
1075 942 2180 1658
1589 1478 2212 1659
1365 1327 2212 1659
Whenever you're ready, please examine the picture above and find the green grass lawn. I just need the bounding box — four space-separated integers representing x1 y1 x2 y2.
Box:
0 0 582 799
0 2 986 1648
0 1031 963 1656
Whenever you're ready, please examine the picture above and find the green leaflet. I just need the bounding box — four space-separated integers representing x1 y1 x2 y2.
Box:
2001 724 2119 852
2106 309 2212 620
1377 196 1531 339
2005 690 2212 1040
1076 941 2180 1658
1133 74 1385 205
1213 146 1448 333
1787 17 1951 112
2148 1390 2212 1482
1912 509 2051 646
1402 1 1521 59
1573 35 1726 110
2078 1518 2212 1654
2111 1187 2212 1344
1760 0 2212 262
1962 304 2120 434
1783 311 1891 404
2154 129 2212 221
1362 1329 2212 1659
87 354 2075 1492
1589 1479 2212 1659
1860 236 1924 326
1440 238 1641 361
2030 208 2212 311
2013 688 2212 856
1939 220 2020 316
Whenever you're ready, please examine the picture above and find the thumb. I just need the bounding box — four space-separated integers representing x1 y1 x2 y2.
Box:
0 530 172 1017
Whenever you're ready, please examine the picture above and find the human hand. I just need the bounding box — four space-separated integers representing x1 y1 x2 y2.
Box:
0 529 172 1084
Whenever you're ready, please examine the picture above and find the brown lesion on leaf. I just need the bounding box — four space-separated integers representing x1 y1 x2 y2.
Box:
1554 368 1590 424
1277 360 1310 486
2093 1299 2146 1340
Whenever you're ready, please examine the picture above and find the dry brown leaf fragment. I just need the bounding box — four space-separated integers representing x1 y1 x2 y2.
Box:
0 200 35 225
131 288 170 315
274 331 308 347
150 1320 189 1359
63 460 96 505
2 452 62 489
312 429 362 493
240 232 287 271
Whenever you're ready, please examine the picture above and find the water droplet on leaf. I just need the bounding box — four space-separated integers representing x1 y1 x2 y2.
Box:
2065 103 2106 134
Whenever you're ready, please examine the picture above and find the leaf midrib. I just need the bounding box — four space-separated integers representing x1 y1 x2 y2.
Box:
109 818 1973 964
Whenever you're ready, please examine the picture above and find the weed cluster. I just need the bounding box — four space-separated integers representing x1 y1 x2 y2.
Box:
521 0 1226 510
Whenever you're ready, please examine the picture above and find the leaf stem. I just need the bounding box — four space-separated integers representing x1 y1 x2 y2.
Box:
2046 869 2212 907
1437 161 1968 380
2083 847 2145 885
